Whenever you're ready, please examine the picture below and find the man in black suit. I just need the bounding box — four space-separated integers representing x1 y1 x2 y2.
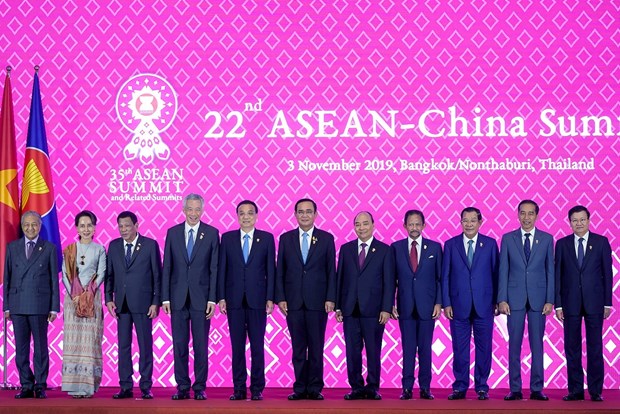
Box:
105 211 162 399
218 200 275 401
391 209 442 400
3 211 59 399
275 198 336 400
336 212 395 400
555 205 612 402
162 194 219 401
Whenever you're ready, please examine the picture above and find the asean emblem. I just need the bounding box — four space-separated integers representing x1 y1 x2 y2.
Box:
115 73 178 165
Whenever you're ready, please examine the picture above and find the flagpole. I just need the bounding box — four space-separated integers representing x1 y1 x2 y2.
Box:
1 65 18 390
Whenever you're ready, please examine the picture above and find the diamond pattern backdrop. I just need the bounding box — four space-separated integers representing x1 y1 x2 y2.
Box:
1 0 619 391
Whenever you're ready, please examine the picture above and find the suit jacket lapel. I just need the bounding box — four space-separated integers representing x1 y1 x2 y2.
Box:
512 230 527 264
21 238 39 272
581 235 594 269
304 229 317 264
457 236 469 269
247 231 260 265
128 236 141 267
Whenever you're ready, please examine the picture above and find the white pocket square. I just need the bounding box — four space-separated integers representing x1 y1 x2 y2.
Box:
428 255 434 258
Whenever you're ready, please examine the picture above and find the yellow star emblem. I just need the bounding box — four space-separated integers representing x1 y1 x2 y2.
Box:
0 168 18 211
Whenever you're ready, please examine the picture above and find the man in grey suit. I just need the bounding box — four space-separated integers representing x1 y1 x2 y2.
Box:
162 194 219 401
3 210 59 399
498 200 554 401
105 211 162 399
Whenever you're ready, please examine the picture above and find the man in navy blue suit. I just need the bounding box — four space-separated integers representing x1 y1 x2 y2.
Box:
555 205 612 402
218 200 275 401
3 211 59 399
275 198 336 400
105 211 162 399
335 212 395 401
161 194 219 401
442 207 498 400
498 200 554 401
391 209 442 400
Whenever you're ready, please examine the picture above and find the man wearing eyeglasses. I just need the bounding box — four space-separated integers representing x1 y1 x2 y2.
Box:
275 198 336 401
554 205 612 402
442 207 499 401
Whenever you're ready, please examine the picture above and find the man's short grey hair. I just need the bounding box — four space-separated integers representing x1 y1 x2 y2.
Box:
21 210 42 225
183 193 204 209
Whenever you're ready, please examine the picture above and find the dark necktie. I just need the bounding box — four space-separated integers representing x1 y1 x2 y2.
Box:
577 237 585 268
125 243 133 267
187 229 195 258
26 241 35 260
524 233 531 262
467 239 474 267
410 240 418 272
359 242 367 268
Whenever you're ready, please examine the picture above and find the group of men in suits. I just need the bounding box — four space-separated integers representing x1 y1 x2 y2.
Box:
2 200 613 402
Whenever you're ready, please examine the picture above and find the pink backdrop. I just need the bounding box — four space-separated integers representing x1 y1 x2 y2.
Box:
1 1 619 390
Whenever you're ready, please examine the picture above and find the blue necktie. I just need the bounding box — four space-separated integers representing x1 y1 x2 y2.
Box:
302 232 309 264
242 233 250 263
187 229 194 258
577 237 584 268
125 243 132 267
524 233 531 262
467 239 474 267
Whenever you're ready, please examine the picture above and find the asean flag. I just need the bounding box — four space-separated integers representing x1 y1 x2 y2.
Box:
20 68 62 269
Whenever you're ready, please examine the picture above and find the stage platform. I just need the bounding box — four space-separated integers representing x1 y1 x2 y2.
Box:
0 387 618 413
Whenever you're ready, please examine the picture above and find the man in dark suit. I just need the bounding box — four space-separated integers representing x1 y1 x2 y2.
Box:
218 200 275 401
442 207 498 400
391 209 442 400
335 212 395 401
555 205 612 402
105 211 161 399
498 200 554 401
275 198 336 400
161 194 218 401
3 211 59 399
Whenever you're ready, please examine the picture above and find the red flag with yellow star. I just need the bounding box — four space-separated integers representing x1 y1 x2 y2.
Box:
0 67 20 283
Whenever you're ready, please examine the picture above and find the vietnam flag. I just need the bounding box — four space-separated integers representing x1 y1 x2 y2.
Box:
20 68 62 269
0 67 20 283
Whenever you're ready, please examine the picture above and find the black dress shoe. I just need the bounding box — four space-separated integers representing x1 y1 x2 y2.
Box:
251 392 263 401
34 389 47 399
477 390 489 400
287 391 306 400
448 390 466 400
530 391 548 401
590 394 604 402
308 392 324 400
15 389 34 399
171 390 190 400
141 390 153 399
194 391 207 400
113 389 134 399
420 389 434 400
344 390 366 400
504 391 523 400
399 389 412 400
230 391 247 400
366 390 382 400
563 392 584 401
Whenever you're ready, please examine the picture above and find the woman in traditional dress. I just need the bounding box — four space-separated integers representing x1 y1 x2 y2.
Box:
61 210 106 398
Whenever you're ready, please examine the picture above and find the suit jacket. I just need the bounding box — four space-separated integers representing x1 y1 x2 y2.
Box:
554 232 612 316
3 237 59 315
442 233 499 319
336 238 395 317
105 234 162 313
392 237 442 320
275 228 336 311
497 228 554 311
217 229 275 309
162 222 219 311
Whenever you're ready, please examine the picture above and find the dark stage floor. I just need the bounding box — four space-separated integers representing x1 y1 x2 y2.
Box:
0 387 618 413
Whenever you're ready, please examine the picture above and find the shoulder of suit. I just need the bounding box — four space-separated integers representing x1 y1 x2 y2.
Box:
314 228 334 239
422 237 440 247
370 239 389 249
199 222 219 234
479 233 497 244
255 229 274 239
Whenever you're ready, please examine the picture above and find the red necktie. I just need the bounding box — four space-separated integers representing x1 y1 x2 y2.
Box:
410 240 418 272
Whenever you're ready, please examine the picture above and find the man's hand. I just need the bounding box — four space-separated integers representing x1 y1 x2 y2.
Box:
218 300 227 315
47 312 57 323
206 303 215 319
542 303 553 316
325 301 335 313
147 305 159 319
444 306 453 320
162 303 171 315
555 308 564 321
335 310 343 323
432 304 442 319
391 306 399 320
278 301 288 317
4 311 10 321
378 311 390 325
604 307 612 319
106 301 118 319
266 300 274 315
498 301 510 315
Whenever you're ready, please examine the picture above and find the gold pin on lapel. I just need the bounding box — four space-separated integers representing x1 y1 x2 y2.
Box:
312 236 317 245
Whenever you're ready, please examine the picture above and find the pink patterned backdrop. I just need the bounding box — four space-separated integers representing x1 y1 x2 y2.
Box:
1 0 619 391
